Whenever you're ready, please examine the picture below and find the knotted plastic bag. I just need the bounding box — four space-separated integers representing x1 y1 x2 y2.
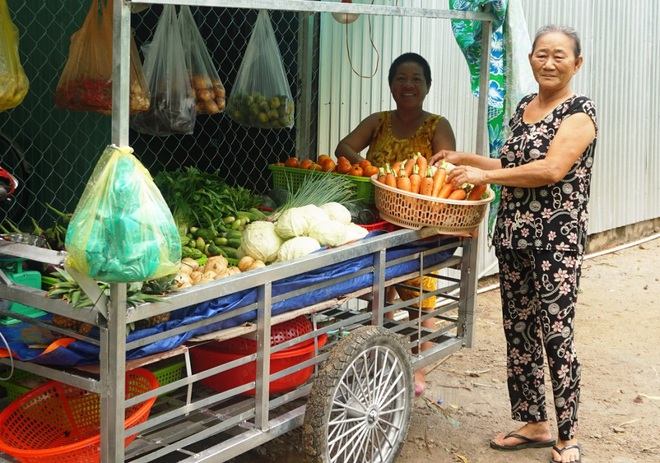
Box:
178 5 226 115
226 10 294 129
0 0 29 111
65 145 181 283
130 4 196 135
55 0 150 114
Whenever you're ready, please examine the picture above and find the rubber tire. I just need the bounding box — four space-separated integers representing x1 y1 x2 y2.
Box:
302 325 414 463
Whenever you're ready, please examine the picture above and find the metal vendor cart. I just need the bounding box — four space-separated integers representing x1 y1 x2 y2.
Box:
0 1 496 462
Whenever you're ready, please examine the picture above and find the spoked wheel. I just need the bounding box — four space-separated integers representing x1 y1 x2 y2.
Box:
303 326 414 463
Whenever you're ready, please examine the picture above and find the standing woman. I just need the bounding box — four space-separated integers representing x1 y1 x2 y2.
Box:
431 25 596 463
336 53 456 397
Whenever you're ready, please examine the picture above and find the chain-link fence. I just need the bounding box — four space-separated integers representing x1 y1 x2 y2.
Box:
0 0 319 233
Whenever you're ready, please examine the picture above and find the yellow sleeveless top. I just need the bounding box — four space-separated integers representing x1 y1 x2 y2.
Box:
366 111 442 168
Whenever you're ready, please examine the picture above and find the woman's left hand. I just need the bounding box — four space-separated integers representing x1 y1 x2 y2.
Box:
448 165 487 187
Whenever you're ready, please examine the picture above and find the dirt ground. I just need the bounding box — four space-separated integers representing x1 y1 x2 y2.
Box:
232 235 660 463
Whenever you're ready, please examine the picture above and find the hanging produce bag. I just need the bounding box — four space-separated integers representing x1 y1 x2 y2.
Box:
178 5 226 115
131 4 196 136
55 0 150 115
0 0 29 111
65 145 181 283
226 10 294 129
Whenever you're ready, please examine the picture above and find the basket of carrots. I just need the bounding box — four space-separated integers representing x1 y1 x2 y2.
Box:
370 154 494 235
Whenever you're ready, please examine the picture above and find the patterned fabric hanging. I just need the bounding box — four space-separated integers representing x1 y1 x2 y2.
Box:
448 0 508 237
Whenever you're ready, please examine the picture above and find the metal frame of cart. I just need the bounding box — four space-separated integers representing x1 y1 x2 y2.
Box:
0 1 495 462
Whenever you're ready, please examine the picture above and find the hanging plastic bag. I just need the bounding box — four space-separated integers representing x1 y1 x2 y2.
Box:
65 145 181 283
55 0 150 115
178 5 226 115
0 0 29 111
226 10 294 129
131 4 196 136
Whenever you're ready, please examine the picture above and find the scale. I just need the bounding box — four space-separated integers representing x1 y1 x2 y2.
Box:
0 257 46 325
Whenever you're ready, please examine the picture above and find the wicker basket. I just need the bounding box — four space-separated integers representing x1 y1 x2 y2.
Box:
370 176 495 235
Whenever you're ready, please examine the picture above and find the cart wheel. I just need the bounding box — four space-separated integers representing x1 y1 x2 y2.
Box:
302 325 414 463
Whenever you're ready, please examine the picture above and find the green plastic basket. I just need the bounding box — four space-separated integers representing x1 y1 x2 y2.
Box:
0 360 186 403
268 164 375 204
0 369 48 402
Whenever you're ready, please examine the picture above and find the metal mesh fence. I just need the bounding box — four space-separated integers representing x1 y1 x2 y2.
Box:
0 1 319 233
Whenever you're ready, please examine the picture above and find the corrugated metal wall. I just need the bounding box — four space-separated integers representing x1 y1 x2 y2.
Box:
318 0 660 276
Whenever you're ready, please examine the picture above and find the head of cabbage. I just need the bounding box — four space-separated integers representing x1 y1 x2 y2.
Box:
241 221 283 263
277 236 321 262
307 219 348 247
274 205 329 239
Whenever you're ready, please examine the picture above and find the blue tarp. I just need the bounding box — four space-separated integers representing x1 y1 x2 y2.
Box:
0 234 458 366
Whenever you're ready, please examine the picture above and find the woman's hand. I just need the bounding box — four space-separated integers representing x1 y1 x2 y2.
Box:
447 165 488 187
430 149 462 166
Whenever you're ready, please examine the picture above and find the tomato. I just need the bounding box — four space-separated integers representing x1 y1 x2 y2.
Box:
318 154 331 165
300 159 314 169
322 159 336 172
284 157 299 168
336 162 352 174
274 162 285 167
359 159 372 170
336 156 350 166
350 164 363 177
363 165 379 178
312 163 323 171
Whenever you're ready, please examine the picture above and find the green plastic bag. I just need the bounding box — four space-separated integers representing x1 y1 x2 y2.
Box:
65 145 181 283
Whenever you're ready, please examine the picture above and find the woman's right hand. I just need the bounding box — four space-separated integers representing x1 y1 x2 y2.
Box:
430 149 462 166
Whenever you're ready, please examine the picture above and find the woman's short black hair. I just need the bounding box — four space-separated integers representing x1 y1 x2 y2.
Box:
388 52 432 86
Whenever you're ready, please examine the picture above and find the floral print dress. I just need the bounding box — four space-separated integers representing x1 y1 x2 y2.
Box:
492 94 597 441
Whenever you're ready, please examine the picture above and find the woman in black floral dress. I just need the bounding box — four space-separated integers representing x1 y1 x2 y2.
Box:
430 25 596 463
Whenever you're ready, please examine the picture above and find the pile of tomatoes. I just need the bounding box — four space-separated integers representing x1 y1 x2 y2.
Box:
277 155 379 178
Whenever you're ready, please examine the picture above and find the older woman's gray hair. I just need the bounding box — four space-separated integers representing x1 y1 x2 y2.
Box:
532 24 581 58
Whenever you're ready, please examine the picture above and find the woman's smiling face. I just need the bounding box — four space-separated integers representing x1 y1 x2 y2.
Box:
529 31 583 92
390 62 430 108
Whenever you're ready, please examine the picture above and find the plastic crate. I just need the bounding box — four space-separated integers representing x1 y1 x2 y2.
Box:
0 360 185 403
268 164 375 204
0 370 48 403
149 359 186 396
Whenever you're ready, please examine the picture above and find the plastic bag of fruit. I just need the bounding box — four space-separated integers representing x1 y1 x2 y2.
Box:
54 0 150 115
0 0 29 112
178 5 226 115
226 10 294 129
65 145 181 283
130 4 196 135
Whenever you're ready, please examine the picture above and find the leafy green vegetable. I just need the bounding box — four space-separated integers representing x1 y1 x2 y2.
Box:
154 167 260 234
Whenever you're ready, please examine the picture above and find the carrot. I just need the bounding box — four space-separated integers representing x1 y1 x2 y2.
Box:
377 167 387 184
409 164 421 194
467 183 488 200
396 164 411 191
416 154 428 177
438 182 454 199
431 167 447 197
391 160 403 175
448 188 467 200
419 166 434 196
404 155 416 178
384 163 397 188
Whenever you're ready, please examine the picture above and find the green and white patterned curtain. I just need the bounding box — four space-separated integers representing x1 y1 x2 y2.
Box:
448 0 534 236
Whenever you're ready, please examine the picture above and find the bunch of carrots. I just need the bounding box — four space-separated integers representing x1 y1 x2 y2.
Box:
376 153 487 201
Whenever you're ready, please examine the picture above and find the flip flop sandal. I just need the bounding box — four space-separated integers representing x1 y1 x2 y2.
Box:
550 443 582 463
490 432 557 451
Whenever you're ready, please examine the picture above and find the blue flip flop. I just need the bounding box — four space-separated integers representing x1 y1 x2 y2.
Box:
490 432 557 451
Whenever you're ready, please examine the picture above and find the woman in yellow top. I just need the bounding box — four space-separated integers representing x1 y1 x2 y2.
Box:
335 53 456 397
335 52 456 166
